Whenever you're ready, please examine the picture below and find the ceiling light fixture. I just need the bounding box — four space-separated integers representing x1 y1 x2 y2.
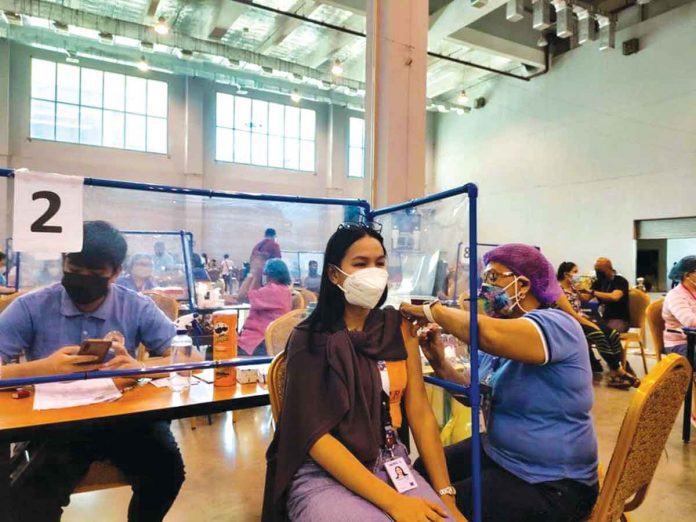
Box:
2 11 23 26
154 16 169 35
331 59 343 76
457 90 469 105
137 56 149 72
98 31 113 44
290 89 301 103
65 51 79 64
52 20 69 34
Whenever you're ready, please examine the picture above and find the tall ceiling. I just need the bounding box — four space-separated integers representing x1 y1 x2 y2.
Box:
1 0 641 110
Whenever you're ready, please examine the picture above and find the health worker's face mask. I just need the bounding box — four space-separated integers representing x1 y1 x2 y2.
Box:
335 266 388 309
478 278 526 318
62 271 111 305
571 274 583 285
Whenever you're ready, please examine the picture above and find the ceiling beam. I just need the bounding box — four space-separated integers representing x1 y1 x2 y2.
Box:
207 0 248 40
446 27 545 68
428 0 508 51
255 0 318 54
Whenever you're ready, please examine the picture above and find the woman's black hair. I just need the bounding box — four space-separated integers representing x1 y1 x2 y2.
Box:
556 261 577 282
192 253 205 269
308 223 387 331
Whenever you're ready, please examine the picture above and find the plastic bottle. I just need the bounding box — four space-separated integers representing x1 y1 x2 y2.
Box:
213 311 238 387
170 329 193 392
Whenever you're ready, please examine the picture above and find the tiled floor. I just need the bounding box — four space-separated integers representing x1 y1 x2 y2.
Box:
63 353 695 521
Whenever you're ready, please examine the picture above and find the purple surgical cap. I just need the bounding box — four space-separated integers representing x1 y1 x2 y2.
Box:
482 243 562 305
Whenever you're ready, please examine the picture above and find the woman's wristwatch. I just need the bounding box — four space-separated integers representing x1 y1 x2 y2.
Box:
423 299 441 323
438 485 456 497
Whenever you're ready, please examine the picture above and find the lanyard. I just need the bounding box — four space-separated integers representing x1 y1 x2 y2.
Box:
378 360 397 451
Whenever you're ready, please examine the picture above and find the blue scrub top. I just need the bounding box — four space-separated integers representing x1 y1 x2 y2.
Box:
0 283 176 363
481 308 598 485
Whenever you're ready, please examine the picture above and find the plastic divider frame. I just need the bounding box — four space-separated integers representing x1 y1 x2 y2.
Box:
369 183 482 522
0 356 274 388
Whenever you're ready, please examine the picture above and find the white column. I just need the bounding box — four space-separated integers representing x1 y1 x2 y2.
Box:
365 0 429 208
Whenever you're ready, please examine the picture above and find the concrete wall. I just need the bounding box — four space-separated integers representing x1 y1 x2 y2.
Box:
431 2 696 283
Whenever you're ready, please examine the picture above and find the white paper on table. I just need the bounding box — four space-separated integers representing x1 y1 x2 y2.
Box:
33 378 122 410
149 378 172 388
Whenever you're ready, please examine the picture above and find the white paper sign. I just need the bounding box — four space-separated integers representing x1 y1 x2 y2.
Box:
12 169 84 253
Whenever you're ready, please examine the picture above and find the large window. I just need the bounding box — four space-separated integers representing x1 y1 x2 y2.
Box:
30 58 168 154
348 117 365 178
216 92 316 172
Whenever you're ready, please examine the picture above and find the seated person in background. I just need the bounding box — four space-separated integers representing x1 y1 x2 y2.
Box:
238 259 292 356
556 262 639 388
33 259 63 287
0 250 15 295
191 253 211 282
235 254 265 303
580 257 630 333
117 253 156 293
301 260 321 293
153 241 175 275
263 223 463 522
662 255 696 362
0 221 200 522
252 227 282 261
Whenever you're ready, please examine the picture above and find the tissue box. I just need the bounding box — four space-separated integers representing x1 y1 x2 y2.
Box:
237 367 260 384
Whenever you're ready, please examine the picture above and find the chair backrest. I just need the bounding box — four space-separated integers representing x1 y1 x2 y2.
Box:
268 351 288 422
291 290 306 310
645 298 665 357
297 288 318 305
591 354 691 522
627 288 651 330
264 308 307 356
0 289 31 315
143 290 179 321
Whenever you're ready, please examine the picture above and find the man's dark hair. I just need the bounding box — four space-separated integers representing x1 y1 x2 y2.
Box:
0 251 5 263
224 254 229 259
265 228 277 238
65 221 127 271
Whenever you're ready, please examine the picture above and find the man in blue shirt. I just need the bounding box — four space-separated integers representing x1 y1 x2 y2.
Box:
0 221 187 522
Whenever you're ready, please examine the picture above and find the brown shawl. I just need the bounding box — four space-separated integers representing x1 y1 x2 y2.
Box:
262 306 407 521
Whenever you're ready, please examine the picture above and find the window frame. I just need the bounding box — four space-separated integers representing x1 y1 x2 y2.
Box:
215 91 317 174
29 57 169 155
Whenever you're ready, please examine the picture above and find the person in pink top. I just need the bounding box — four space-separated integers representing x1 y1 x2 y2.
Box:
662 255 696 362
238 258 293 356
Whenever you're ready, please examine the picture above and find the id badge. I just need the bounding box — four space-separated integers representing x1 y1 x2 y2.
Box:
384 457 418 493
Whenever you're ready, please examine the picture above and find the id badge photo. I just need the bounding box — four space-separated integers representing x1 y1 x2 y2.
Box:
384 458 417 493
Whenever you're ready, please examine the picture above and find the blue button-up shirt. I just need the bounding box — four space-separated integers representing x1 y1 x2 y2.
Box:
0 283 176 362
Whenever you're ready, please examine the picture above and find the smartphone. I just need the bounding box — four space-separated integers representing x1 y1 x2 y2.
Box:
76 339 113 365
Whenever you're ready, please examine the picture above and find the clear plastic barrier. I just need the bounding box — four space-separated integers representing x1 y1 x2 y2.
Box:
377 195 470 306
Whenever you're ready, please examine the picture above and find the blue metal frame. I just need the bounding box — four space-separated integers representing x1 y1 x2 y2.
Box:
0 169 371 212
0 356 273 389
0 167 482 521
370 183 481 522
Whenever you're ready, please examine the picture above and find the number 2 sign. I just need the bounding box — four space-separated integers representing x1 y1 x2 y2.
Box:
12 170 84 253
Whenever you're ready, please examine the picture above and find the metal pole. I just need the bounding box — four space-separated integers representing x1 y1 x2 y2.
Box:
468 185 482 522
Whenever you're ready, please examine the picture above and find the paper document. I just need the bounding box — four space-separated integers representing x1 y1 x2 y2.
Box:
33 378 122 410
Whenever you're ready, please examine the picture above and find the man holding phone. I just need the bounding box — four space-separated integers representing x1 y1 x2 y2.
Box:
0 221 196 522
